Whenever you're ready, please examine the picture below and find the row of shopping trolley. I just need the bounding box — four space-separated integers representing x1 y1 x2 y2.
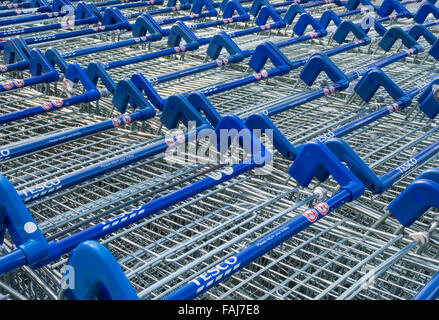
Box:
0 0 438 300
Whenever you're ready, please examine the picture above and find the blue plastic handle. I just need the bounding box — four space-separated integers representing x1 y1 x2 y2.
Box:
354 67 409 102
161 94 213 129
388 171 439 227
167 21 200 49
192 0 217 14
418 77 439 119
132 13 164 39
205 31 244 60
86 62 116 93
332 20 368 43
0 175 50 269
319 9 343 28
413 0 439 23
378 26 420 52
66 63 101 101
131 72 166 110
245 113 297 160
112 79 157 114
283 3 306 25
248 41 292 74
322 138 385 193
344 0 374 11
3 37 31 65
288 140 365 201
408 24 437 45
377 0 410 17
64 241 138 300
75 1 97 21
293 12 326 35
254 5 285 26
299 52 348 87
222 0 249 19
249 0 270 17
45 47 69 73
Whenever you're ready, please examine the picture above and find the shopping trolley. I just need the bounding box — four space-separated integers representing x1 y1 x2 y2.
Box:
55 4 439 299
0 0 437 300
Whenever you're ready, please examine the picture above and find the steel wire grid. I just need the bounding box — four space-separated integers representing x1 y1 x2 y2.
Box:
2 2 439 300
0 0 343 56
5 42 438 300
0 10 380 182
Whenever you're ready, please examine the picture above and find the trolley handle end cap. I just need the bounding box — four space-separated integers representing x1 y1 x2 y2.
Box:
192 0 217 15
413 0 439 24
388 178 439 227
161 94 211 129
319 10 343 29
3 36 31 65
249 0 270 17
245 113 297 161
64 241 138 300
418 77 439 119
288 140 364 200
214 115 270 163
299 52 348 87
378 26 420 52
376 0 410 18
254 5 285 27
354 67 408 102
206 31 244 60
167 21 200 50
112 79 156 115
133 13 164 39
408 25 437 46
248 41 291 74
222 0 248 19
0 175 49 272
293 12 326 36
344 0 374 11
332 20 368 44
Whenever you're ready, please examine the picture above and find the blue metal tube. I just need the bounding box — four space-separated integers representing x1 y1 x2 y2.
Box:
0 92 98 125
0 108 154 163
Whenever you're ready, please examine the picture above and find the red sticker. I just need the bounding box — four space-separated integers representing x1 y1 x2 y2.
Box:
303 209 318 222
254 73 262 80
2 81 13 90
223 58 229 65
176 134 185 143
0 65 7 72
261 70 268 78
217 60 223 66
314 203 329 215
174 46 181 52
112 118 122 127
41 102 52 110
122 114 131 125
52 100 63 107
14 80 24 87
165 137 175 148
